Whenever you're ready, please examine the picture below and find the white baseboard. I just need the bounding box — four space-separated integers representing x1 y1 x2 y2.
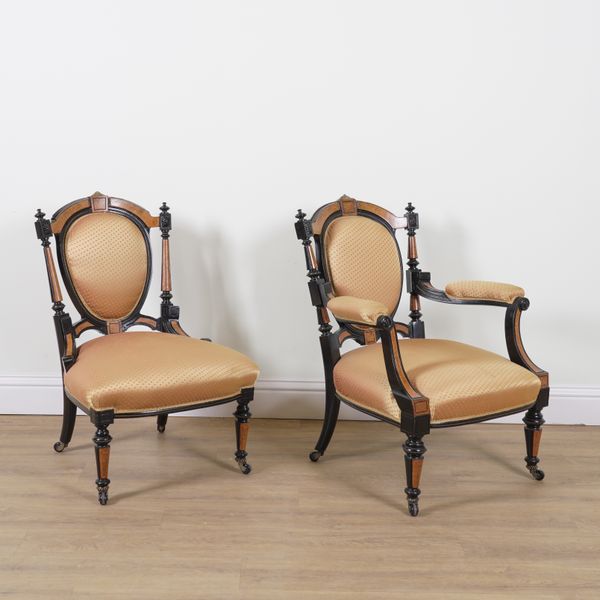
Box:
0 376 598 425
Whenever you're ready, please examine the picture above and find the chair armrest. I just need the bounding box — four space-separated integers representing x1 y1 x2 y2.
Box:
411 272 516 307
445 280 525 304
327 296 389 326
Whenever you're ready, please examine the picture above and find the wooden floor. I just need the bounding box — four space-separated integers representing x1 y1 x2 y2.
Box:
0 416 598 599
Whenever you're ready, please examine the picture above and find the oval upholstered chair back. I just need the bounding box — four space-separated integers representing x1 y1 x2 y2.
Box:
51 192 157 332
63 211 149 321
313 196 404 318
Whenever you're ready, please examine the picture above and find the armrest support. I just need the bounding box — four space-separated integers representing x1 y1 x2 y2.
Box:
326 296 429 428
377 315 431 434
327 296 388 327
326 297 429 429
505 299 549 390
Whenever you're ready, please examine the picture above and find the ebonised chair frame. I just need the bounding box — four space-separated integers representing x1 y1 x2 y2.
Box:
295 195 549 516
35 192 253 505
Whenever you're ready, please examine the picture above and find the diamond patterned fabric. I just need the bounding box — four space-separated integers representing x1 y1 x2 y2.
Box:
64 332 259 413
324 216 402 316
64 212 148 320
333 339 541 424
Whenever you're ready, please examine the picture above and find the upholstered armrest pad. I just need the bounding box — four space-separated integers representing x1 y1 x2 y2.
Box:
327 296 389 326
445 280 525 304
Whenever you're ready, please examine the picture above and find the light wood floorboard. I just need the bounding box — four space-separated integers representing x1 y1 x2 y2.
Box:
0 416 598 599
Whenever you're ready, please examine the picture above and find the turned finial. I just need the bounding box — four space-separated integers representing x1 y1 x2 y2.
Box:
35 208 53 246
295 208 312 242
404 202 419 234
159 202 172 237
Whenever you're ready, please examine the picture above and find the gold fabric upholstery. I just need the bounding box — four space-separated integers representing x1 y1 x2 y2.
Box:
324 216 402 315
445 280 525 304
333 339 540 424
64 212 148 320
327 296 388 326
64 332 259 413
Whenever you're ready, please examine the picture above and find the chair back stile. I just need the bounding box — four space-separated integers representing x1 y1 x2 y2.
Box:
404 202 425 338
35 208 76 372
158 202 180 327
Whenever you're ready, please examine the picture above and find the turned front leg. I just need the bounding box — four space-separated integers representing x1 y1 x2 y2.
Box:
523 407 545 480
93 425 112 505
403 435 426 517
234 391 253 475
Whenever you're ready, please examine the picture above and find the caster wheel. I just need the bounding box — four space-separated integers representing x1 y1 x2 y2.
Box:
309 450 322 462
53 441 66 453
157 425 166 433
98 490 109 505
408 502 419 517
530 468 545 481
237 461 252 475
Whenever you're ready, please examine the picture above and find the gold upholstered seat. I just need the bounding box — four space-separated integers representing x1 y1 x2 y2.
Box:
64 332 259 414
295 196 549 516
35 193 259 505
334 339 541 425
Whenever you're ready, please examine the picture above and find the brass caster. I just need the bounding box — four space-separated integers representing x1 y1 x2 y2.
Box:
528 466 545 481
97 488 109 505
405 487 421 517
237 459 252 475
309 450 322 462
53 441 66 453
157 424 166 433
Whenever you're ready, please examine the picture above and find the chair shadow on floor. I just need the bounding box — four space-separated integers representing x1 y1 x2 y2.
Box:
457 431 528 478
55 422 243 504
52 426 150 453
309 426 535 514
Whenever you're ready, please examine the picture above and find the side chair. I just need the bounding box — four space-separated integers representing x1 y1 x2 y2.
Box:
294 195 548 516
34 192 259 504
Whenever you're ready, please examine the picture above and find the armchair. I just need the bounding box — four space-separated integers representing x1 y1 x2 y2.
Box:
34 192 259 504
295 196 548 516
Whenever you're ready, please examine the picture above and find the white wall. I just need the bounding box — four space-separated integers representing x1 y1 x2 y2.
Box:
1 1 599 421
